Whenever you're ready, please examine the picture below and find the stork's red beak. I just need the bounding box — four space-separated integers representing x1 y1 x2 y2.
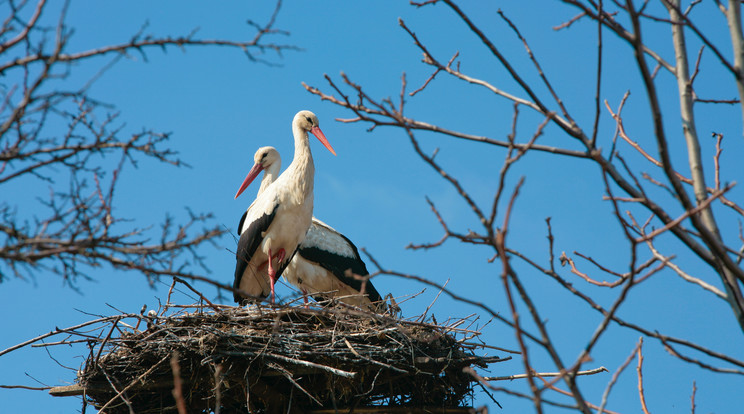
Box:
234 162 264 199
311 126 336 156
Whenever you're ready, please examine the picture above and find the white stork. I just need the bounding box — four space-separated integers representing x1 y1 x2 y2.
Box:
232 110 335 304
240 146 386 312
285 218 387 312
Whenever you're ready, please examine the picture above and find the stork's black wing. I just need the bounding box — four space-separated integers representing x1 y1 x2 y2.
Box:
298 231 383 303
233 204 278 303
237 210 248 236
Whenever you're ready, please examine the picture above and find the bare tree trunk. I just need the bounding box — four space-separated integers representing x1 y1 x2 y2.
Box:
665 0 744 332
724 0 744 132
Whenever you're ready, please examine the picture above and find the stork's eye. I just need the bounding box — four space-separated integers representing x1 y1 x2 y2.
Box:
261 153 267 160
305 116 313 125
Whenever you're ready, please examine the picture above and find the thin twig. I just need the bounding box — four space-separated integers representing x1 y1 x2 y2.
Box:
598 338 643 414
170 353 188 414
483 366 608 381
637 338 651 414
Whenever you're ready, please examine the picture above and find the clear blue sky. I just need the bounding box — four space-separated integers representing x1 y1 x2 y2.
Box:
2 1 743 412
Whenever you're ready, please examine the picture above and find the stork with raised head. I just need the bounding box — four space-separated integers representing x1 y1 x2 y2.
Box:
232 111 335 304
239 146 387 312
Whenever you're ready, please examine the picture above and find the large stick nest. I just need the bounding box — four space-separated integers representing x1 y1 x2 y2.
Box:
78 304 502 413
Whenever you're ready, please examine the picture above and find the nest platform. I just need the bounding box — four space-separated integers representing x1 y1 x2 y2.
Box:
52 304 503 413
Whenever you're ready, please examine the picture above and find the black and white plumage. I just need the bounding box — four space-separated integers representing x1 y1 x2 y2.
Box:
232 111 335 304
244 146 386 312
286 218 386 311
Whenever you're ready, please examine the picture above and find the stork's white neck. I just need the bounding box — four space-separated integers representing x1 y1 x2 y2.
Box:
285 120 315 198
258 158 281 197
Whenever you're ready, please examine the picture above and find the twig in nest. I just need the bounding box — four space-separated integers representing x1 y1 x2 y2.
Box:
483 366 608 381
96 355 170 413
170 353 187 414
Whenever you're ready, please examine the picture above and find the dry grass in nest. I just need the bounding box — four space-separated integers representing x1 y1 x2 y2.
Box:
67 302 503 413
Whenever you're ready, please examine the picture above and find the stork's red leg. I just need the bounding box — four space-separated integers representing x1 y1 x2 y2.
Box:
275 248 286 264
266 248 287 305
301 288 309 308
267 248 277 304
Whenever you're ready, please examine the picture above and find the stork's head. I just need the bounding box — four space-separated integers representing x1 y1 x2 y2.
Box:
294 110 336 156
234 146 281 200
254 146 280 170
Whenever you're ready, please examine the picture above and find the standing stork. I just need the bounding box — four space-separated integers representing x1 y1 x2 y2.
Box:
232 110 335 304
239 146 387 312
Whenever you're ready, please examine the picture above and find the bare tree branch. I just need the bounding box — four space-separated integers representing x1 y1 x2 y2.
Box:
302 1 744 411
0 0 297 285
